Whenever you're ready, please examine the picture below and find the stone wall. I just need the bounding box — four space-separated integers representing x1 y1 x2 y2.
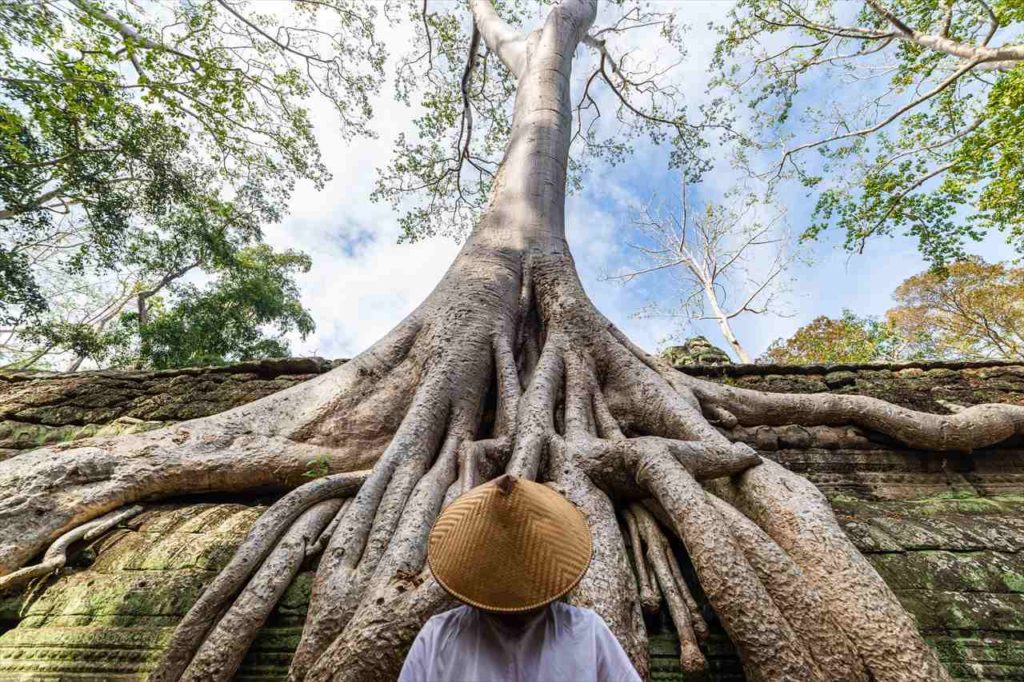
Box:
0 358 338 458
1 358 1022 681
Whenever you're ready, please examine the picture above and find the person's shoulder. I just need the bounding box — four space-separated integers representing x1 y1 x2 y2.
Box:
411 605 473 649
551 601 596 617
551 602 619 635
423 604 475 631
550 602 604 626
553 604 642 680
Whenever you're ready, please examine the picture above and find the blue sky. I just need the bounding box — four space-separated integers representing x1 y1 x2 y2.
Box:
264 2 1018 362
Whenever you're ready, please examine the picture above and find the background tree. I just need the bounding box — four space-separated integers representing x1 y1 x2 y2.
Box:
763 309 917 364
0 0 382 366
715 0 1024 264
3 2 1024 682
127 246 314 369
889 257 1024 358
617 183 792 362
764 257 1023 363
7 245 314 370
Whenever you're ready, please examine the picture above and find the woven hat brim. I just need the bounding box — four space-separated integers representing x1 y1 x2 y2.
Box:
427 481 593 613
428 517 593 614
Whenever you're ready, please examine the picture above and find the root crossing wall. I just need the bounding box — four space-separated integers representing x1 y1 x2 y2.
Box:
1 358 1022 681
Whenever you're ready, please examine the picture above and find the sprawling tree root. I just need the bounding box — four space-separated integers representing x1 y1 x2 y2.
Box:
150 473 367 682
547 436 649 675
629 504 707 673
1 243 1016 680
711 459 953 681
627 444 825 681
686 373 1024 450
0 505 143 593
308 571 452 682
623 507 660 614
181 498 344 681
706 495 866 682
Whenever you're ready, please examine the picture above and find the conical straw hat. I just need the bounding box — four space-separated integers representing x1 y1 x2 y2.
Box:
427 474 592 613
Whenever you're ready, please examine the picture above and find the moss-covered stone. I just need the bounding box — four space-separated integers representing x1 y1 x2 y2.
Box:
870 551 1024 593
0 503 300 680
660 337 732 367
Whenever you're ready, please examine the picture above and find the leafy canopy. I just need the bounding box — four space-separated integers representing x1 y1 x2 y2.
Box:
0 0 382 367
763 310 913 364
127 246 314 369
714 0 1024 265
1 0 743 366
889 257 1024 358
25 246 315 370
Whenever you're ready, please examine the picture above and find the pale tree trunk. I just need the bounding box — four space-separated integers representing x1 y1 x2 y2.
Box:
704 284 752 363
1 1 1021 681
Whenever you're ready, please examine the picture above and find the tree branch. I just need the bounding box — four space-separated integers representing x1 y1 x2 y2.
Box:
468 0 526 77
66 0 200 62
864 0 1023 70
773 56 981 177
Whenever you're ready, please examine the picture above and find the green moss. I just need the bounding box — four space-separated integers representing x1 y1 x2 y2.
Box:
825 492 862 509
0 417 166 450
1003 571 1024 593
908 491 1006 515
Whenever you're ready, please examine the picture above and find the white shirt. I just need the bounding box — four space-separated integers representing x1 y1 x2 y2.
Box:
397 602 642 682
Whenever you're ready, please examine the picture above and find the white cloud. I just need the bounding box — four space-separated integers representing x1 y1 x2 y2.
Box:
262 14 460 359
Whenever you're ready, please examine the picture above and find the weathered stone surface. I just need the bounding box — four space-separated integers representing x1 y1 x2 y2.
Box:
0 358 340 452
661 337 733 367
1 357 1023 681
0 503 311 681
682 360 1024 414
828 493 1024 681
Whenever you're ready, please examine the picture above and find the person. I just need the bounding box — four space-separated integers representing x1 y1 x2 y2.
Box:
398 474 642 682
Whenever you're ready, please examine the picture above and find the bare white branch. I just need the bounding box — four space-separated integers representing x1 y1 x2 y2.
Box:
617 182 794 362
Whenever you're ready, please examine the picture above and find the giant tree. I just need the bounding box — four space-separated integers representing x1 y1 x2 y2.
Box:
3 1 1024 681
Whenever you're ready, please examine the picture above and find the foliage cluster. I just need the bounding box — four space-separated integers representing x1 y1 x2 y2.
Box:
0 0 381 369
715 0 1024 265
765 258 1024 363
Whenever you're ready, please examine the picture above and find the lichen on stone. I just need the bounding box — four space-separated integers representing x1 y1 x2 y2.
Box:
660 337 733 367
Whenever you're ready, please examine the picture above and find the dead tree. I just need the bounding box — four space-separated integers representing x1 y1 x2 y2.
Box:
2 1 1022 680
617 183 791 363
